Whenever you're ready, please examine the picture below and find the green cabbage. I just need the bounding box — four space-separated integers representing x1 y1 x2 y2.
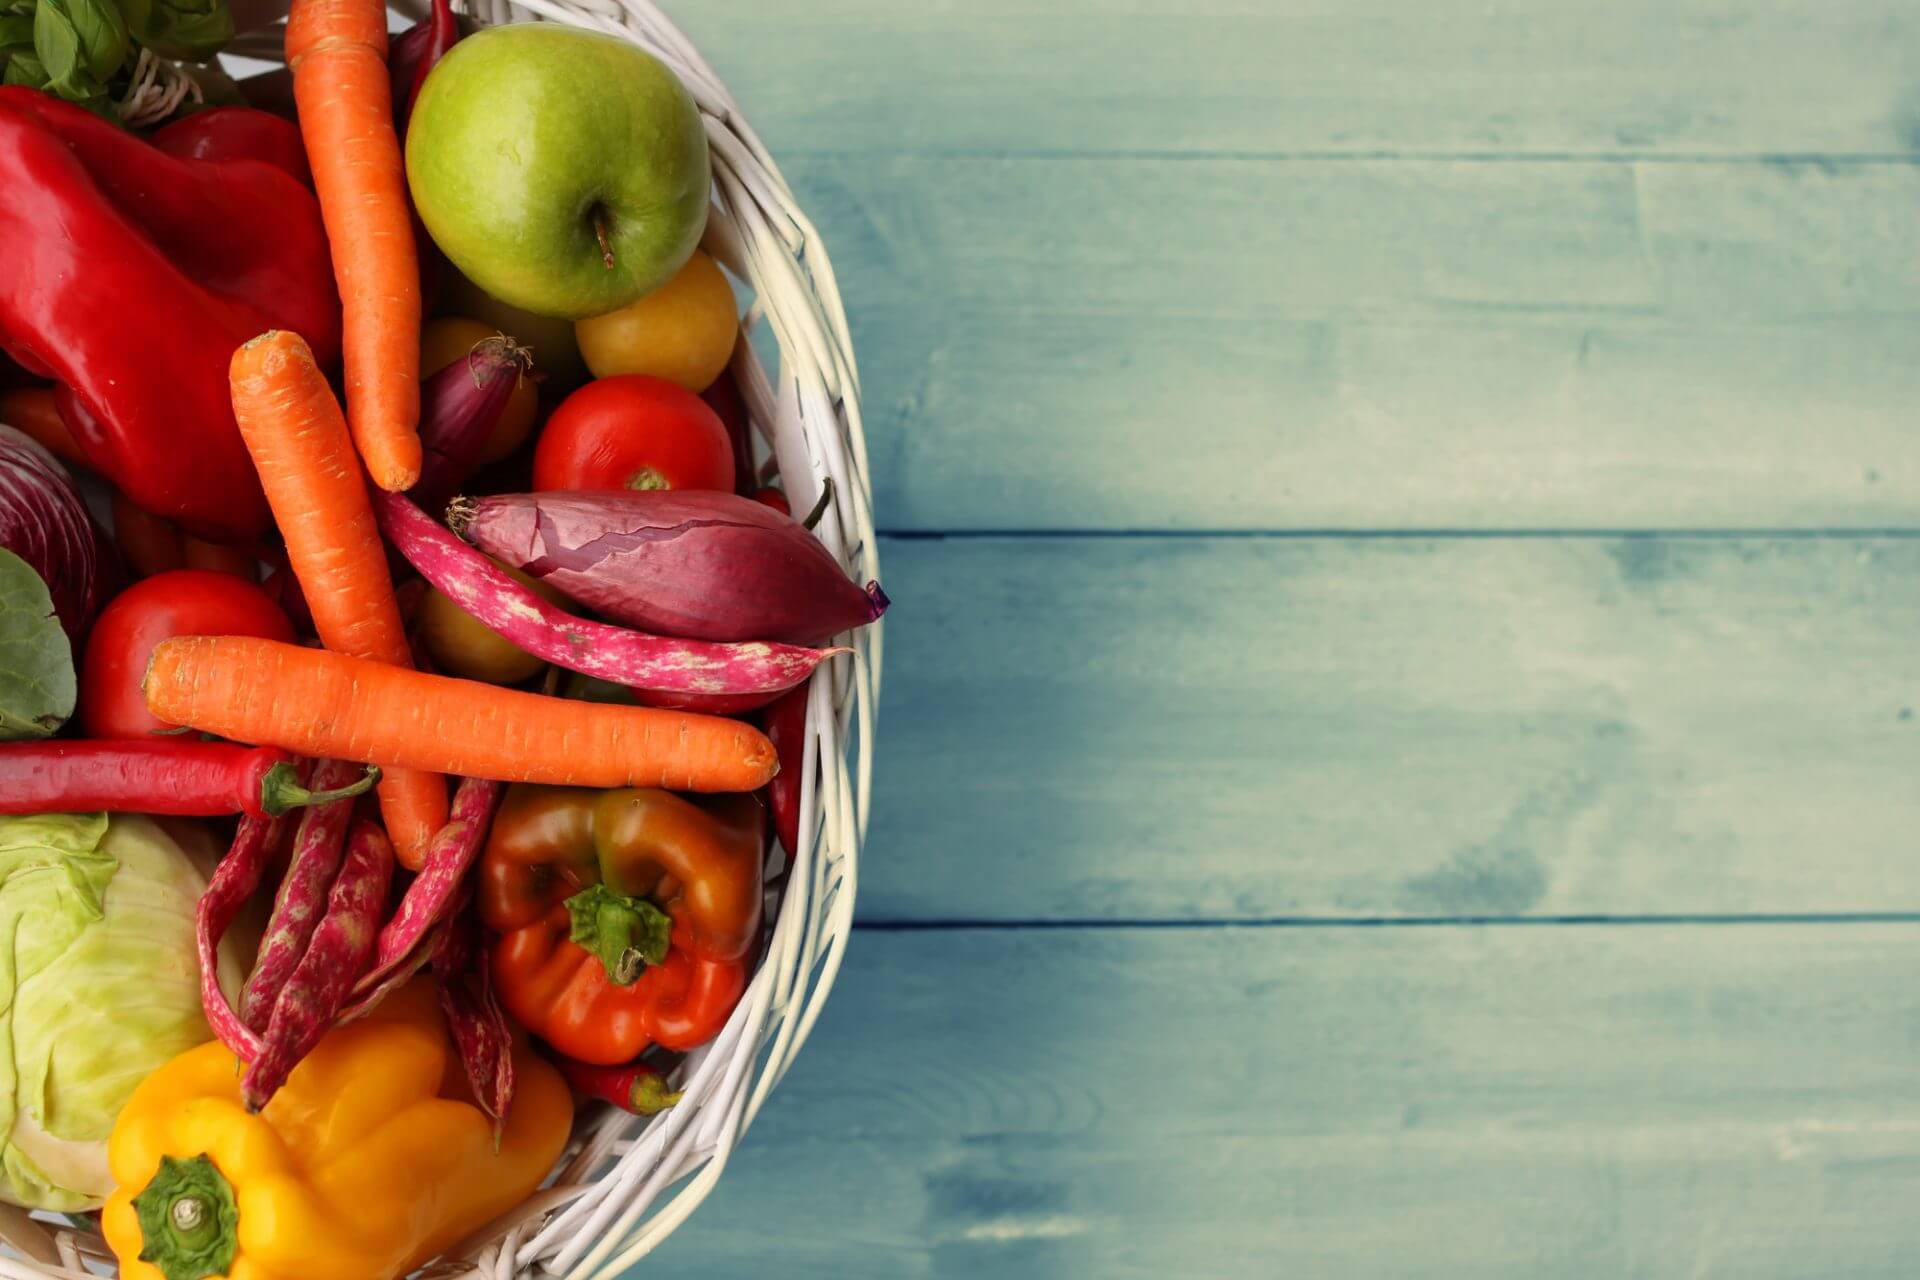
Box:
0 812 240 1211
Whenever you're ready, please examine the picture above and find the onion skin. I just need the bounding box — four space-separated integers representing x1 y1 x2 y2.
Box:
456 489 887 645
0 424 118 641
411 336 532 512
377 490 836 705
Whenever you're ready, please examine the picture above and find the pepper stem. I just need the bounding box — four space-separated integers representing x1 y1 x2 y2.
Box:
630 1072 685 1116
565 883 672 986
132 1154 239 1280
258 761 382 817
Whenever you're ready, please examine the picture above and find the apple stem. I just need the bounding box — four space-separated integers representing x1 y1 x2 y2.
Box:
594 211 616 270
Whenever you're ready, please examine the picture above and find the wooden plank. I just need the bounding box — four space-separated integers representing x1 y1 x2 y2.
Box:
648 926 1920 1278
860 535 1920 922
788 154 1920 530
670 0 1920 157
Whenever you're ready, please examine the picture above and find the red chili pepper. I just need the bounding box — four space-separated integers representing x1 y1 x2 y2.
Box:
0 741 378 819
762 683 807 859
555 1056 683 1116
390 0 459 131
0 88 341 542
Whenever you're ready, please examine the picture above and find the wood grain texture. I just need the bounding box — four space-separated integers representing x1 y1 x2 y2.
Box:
790 154 1920 531
671 0 1920 157
862 535 1920 922
651 926 1920 1278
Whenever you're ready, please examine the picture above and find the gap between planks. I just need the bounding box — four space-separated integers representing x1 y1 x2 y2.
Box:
853 914 1920 931
880 528 1920 541
777 147 1920 165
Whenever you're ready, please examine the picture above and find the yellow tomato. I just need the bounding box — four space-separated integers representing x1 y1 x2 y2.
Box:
417 562 570 685
422 317 541 462
574 250 738 391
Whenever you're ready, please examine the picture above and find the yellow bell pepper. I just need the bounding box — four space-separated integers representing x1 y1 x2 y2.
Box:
101 986 572 1280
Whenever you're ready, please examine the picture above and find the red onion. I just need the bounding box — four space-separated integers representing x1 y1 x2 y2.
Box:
379 490 834 705
0 424 117 641
452 489 888 645
411 336 534 511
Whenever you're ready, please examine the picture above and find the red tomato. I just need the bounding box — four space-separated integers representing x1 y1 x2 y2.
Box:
80 570 295 739
532 375 734 494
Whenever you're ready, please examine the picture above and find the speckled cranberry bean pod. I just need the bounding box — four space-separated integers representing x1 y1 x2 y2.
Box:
237 757 365 1032
242 819 395 1109
355 774 501 991
196 814 282 1061
436 906 515 1126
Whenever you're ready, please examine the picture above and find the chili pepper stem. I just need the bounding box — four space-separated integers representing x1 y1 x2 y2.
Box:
258 760 382 817
629 1073 684 1116
800 476 834 531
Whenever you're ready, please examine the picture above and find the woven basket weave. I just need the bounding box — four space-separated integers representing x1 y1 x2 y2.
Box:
0 2 877 1275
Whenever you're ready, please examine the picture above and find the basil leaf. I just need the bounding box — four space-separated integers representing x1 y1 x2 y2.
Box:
121 0 228 61
1 48 47 88
0 548 75 741
0 15 33 54
33 0 126 100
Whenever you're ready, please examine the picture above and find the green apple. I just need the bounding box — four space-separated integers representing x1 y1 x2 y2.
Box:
406 24 710 320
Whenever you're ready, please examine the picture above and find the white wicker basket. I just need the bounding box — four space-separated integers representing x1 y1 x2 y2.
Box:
0 2 877 1275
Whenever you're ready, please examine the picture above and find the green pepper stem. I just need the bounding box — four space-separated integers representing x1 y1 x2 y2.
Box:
132 1154 240 1280
565 883 673 986
259 761 381 817
630 1073 686 1116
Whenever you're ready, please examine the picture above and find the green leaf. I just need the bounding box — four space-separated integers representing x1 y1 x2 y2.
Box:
2 48 48 88
120 0 228 62
33 0 126 100
0 548 75 741
0 13 35 54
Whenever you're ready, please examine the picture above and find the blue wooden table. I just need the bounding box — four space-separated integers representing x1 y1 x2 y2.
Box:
636 3 1920 1274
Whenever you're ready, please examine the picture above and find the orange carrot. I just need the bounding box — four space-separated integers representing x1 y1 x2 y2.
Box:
285 0 421 491
229 330 446 864
0 386 85 467
146 636 781 794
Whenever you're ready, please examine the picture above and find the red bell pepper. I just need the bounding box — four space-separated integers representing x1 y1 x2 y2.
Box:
151 106 312 186
0 88 341 542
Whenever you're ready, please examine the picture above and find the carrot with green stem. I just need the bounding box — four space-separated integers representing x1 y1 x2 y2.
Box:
145 635 781 794
230 330 447 866
285 0 422 491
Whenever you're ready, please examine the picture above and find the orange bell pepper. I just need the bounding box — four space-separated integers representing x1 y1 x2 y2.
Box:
479 785 762 1064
